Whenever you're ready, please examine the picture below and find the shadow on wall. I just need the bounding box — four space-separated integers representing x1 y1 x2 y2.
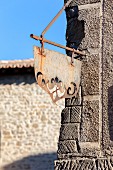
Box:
108 86 113 141
65 5 85 57
0 74 36 85
3 152 57 170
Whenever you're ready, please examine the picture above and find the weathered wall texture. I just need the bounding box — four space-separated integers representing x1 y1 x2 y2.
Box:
55 0 113 169
1 0 113 169
101 0 113 150
0 74 65 170
58 0 101 158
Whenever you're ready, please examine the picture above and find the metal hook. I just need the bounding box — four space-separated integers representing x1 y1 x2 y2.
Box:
71 48 75 66
40 35 44 55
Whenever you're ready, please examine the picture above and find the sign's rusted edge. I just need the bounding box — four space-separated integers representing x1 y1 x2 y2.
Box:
34 46 82 103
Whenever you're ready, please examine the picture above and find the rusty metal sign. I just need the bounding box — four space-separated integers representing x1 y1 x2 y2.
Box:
34 46 82 103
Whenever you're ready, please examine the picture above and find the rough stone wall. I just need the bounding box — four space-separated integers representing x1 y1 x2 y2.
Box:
101 0 113 151
0 74 65 170
79 2 101 152
58 0 101 158
55 0 113 169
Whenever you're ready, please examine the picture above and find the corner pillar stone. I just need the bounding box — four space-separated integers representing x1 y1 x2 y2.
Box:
54 0 113 169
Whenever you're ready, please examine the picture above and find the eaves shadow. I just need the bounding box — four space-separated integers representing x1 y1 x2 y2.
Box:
0 72 36 85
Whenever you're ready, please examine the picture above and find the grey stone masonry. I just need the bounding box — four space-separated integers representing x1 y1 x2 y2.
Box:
55 0 113 169
55 158 113 170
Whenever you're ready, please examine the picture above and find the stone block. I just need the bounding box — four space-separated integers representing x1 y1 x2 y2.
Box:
70 106 81 123
100 0 113 149
78 7 100 49
58 140 77 154
81 54 99 96
80 100 99 142
64 0 100 6
80 142 100 157
57 142 101 158
97 159 113 170
59 123 79 140
54 158 113 170
105 147 113 157
55 159 96 170
61 107 70 124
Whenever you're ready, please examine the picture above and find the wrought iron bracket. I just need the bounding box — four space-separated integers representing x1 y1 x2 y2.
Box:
30 0 86 61
30 34 85 56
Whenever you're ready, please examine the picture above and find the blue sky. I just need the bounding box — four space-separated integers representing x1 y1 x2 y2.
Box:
0 0 66 60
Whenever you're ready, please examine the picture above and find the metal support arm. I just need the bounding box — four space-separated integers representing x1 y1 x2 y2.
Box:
30 34 85 56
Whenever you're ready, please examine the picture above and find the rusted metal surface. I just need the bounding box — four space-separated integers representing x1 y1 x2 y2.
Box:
34 46 82 103
30 0 85 58
30 34 85 56
41 0 73 37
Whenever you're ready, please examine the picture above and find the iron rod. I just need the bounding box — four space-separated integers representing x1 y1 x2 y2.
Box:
41 0 73 36
30 34 85 56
